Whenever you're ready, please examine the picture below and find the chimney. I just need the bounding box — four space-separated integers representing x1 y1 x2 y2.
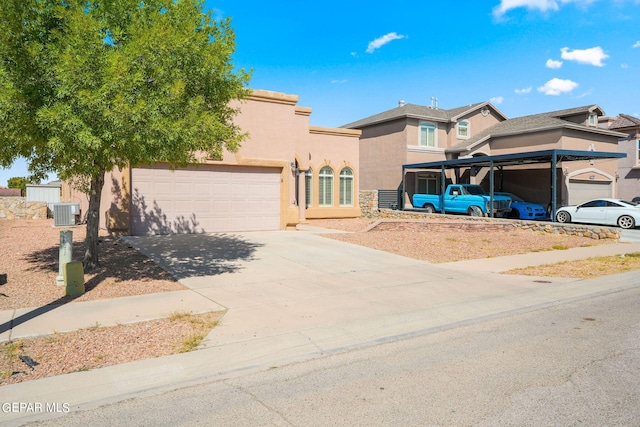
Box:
398 100 405 107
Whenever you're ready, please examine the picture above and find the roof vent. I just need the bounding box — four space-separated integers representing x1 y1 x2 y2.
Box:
430 97 439 110
398 100 405 107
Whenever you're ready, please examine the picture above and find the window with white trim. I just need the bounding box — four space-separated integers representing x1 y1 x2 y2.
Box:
339 167 354 206
319 166 333 206
588 113 597 127
457 120 470 139
305 169 313 207
419 122 436 147
637 139 640 165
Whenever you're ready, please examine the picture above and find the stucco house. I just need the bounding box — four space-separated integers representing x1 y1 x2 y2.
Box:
344 102 626 208
605 114 640 200
62 89 361 235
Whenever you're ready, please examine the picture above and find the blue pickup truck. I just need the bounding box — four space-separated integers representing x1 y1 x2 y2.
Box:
412 184 512 217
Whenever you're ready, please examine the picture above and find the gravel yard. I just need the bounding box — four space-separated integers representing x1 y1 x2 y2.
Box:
0 220 184 311
0 219 214 385
307 218 611 263
0 217 619 385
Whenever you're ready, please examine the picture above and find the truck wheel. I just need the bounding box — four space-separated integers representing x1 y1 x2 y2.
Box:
468 206 482 217
422 204 435 213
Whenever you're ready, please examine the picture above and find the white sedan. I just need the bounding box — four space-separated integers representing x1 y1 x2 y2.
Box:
555 198 640 229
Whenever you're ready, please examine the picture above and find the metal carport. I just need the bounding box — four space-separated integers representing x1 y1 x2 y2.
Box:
402 149 626 221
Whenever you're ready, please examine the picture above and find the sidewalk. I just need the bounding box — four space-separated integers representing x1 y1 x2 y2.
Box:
2 229 640 426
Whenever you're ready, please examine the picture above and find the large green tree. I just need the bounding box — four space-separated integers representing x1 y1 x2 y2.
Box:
0 0 250 269
7 177 31 196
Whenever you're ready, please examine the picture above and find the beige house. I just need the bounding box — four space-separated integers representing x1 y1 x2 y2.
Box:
62 90 361 235
344 103 626 208
605 114 640 200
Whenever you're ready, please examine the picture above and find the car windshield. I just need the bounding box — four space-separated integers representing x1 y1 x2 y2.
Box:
502 193 524 202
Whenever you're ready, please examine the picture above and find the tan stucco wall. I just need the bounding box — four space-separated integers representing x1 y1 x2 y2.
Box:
359 119 409 190
63 89 361 233
305 127 361 219
617 131 640 199
358 109 505 192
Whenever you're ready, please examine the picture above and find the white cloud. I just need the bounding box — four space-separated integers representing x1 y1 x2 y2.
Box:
621 63 629 68
546 58 563 68
576 89 592 98
331 79 348 84
494 0 559 17
515 87 532 94
366 32 406 54
633 41 640 48
490 96 504 104
493 0 598 17
560 46 608 66
537 78 578 95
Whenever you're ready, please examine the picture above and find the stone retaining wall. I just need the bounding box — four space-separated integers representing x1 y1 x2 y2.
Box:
367 208 620 240
359 190 378 218
0 197 47 220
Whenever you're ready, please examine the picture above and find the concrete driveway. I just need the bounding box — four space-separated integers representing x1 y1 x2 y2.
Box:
124 229 637 354
6 228 640 427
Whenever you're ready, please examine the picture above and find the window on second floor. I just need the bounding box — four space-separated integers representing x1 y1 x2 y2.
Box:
419 122 436 147
588 113 598 127
457 120 470 139
637 139 640 165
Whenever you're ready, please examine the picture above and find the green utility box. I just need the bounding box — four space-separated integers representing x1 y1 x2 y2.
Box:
64 261 85 297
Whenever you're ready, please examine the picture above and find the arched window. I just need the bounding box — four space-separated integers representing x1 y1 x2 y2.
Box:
339 167 354 206
305 168 313 208
319 166 333 206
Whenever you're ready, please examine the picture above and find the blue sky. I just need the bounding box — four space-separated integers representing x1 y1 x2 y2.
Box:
2 0 639 187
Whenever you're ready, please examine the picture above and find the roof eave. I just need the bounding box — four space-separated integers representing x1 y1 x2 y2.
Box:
343 112 448 129
450 102 509 122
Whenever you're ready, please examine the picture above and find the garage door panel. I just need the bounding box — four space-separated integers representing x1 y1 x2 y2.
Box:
568 181 612 205
131 166 281 235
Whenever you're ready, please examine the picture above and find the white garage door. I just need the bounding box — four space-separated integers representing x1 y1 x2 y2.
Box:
568 180 612 205
131 165 281 235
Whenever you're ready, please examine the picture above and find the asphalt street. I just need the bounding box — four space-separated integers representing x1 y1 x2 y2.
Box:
30 285 640 426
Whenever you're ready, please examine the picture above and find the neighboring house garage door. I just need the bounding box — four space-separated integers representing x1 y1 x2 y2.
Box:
130 165 281 235
568 180 612 205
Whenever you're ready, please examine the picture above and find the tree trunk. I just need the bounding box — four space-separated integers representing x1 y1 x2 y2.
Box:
83 169 105 271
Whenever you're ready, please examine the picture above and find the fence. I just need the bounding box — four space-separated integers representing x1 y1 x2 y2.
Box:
0 197 48 220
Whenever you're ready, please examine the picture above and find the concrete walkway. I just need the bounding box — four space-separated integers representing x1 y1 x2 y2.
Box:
2 227 640 426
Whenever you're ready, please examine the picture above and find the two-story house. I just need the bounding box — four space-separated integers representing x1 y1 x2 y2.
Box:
344 102 625 208
606 114 640 200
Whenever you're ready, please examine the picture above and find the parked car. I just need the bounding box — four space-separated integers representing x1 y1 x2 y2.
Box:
412 184 511 217
496 192 547 220
632 196 640 205
555 198 640 229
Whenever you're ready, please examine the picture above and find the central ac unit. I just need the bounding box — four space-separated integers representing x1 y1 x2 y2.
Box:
53 203 80 227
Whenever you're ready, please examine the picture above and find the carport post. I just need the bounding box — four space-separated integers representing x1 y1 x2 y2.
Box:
401 166 405 209
551 153 557 222
489 160 495 218
440 164 446 214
